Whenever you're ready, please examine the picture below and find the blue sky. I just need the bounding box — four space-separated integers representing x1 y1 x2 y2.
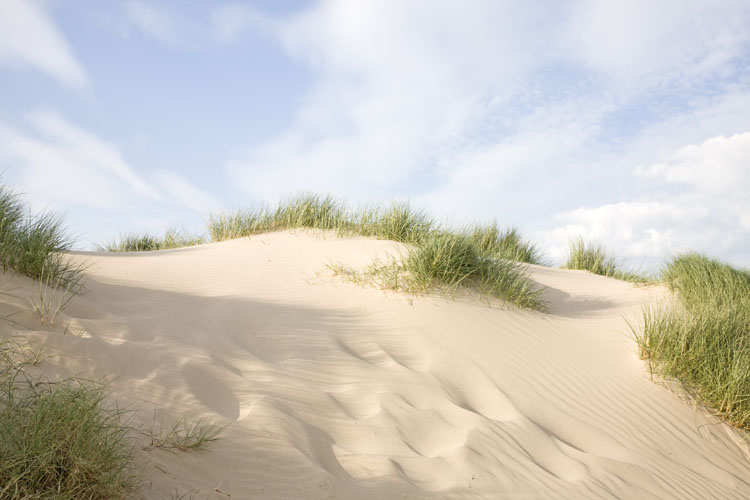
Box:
1 0 749 268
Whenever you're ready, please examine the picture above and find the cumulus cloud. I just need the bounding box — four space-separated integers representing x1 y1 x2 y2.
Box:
545 132 750 267
0 0 87 87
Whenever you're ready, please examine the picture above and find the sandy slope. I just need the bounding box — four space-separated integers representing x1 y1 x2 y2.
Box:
3 230 750 499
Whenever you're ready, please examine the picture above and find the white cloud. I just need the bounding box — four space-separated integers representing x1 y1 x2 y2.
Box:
637 132 750 198
545 132 750 267
564 0 750 85
124 1 179 45
220 0 749 267
226 0 562 200
224 1 749 198
0 0 87 87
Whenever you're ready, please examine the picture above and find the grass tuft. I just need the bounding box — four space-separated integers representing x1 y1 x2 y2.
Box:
564 237 649 282
467 224 544 265
0 186 83 290
207 194 348 242
144 415 223 452
630 253 750 429
400 232 546 310
0 339 140 499
100 228 204 252
208 195 545 309
335 232 547 311
350 202 434 243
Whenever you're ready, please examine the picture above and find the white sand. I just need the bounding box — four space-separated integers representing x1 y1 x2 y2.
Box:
3 230 750 499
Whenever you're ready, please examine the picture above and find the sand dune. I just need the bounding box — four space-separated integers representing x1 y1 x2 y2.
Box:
5 230 750 499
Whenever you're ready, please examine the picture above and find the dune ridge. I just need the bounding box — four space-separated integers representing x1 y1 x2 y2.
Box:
6 230 750 499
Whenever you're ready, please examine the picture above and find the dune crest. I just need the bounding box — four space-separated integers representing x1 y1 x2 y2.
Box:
13 230 750 499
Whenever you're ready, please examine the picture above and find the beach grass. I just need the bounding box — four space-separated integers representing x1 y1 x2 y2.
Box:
144 415 224 452
467 224 544 265
398 231 546 310
631 253 750 429
0 186 83 290
100 227 205 252
349 202 434 243
0 339 140 500
207 195 545 309
564 237 649 283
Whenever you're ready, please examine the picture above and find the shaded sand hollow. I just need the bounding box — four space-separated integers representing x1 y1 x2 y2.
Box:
2 230 750 499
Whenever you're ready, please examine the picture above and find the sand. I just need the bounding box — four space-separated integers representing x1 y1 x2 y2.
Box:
2 229 750 499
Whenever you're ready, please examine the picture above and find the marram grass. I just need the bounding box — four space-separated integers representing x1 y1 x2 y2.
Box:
205 194 546 310
333 231 547 311
564 237 649 283
100 227 205 252
398 232 546 310
0 185 83 290
630 253 750 430
0 339 140 500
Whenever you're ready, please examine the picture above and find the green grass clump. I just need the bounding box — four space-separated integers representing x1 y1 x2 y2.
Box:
352 202 434 243
631 253 750 429
0 340 140 499
100 228 204 252
209 195 545 309
399 232 546 310
0 186 82 290
467 224 544 265
208 194 348 242
563 237 648 282
144 415 223 452
564 237 619 276
208 196 434 244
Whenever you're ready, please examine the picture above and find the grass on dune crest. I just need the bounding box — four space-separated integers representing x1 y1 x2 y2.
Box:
630 253 750 430
208 194 546 309
564 237 650 283
351 202 434 243
100 228 205 252
467 224 545 265
333 231 547 311
398 232 546 310
0 186 83 290
207 194 435 244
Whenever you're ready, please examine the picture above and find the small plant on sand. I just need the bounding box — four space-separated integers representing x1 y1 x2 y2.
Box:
144 414 223 452
30 261 78 326
630 253 750 430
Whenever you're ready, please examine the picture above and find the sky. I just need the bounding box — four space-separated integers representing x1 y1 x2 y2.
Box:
1 0 749 269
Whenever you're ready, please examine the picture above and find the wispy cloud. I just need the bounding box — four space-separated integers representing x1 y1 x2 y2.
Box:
211 4 272 44
123 1 179 46
0 111 220 245
0 0 87 87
